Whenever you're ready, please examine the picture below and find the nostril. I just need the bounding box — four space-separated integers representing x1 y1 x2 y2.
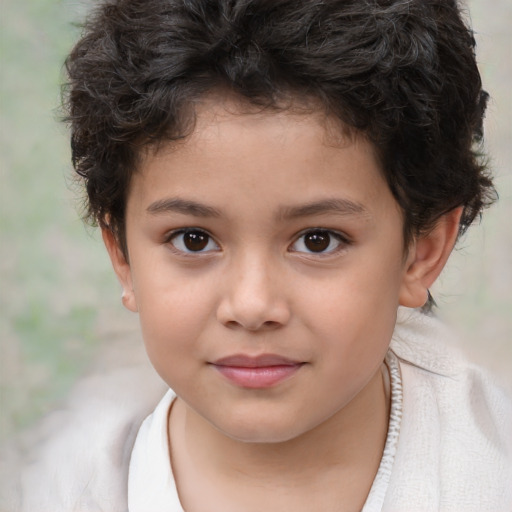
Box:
245 320 283 332
222 319 282 331
224 320 240 330
215 280 291 331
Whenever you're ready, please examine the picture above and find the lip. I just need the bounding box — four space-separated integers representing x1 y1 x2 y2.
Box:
210 354 304 389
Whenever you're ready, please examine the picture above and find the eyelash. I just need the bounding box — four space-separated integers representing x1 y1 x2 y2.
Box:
164 228 351 256
289 229 351 256
165 228 220 255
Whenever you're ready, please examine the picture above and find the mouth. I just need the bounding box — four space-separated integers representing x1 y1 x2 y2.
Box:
210 354 305 389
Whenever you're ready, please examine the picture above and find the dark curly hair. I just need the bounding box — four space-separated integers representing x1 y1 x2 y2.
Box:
64 0 495 261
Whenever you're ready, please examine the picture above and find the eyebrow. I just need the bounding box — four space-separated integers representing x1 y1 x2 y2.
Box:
146 196 369 221
146 198 221 217
278 198 369 220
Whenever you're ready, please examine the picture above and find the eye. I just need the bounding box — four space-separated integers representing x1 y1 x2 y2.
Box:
168 229 220 253
290 229 348 255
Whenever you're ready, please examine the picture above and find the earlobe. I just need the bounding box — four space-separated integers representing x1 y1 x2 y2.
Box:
101 228 138 312
399 207 463 308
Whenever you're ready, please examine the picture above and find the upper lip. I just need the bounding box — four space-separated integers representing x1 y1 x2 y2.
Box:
211 354 303 367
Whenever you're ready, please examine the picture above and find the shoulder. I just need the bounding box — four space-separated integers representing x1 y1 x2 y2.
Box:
386 308 512 511
2 364 167 512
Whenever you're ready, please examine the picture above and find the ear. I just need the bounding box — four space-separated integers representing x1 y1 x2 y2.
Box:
399 207 463 308
101 228 138 312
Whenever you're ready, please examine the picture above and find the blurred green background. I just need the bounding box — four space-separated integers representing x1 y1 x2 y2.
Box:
1 0 511 442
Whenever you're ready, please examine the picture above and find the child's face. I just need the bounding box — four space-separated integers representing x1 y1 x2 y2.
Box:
113 97 412 443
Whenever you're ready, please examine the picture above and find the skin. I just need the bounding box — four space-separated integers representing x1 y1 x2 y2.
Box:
104 96 461 511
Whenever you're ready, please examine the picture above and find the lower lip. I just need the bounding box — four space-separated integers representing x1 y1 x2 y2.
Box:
213 364 303 389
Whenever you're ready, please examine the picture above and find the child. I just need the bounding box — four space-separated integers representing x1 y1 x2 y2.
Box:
8 0 512 510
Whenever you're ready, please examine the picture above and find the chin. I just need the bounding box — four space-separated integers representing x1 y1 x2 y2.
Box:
212 415 309 444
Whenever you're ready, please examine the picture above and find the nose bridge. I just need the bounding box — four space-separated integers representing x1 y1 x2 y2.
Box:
217 247 290 330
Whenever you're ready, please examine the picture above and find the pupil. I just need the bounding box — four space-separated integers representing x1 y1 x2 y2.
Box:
305 231 330 252
184 231 208 251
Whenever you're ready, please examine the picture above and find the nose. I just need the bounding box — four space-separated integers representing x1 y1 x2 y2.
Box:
216 255 291 331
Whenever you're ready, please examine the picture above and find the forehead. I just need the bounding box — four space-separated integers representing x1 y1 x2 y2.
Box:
130 95 396 223
144 92 362 162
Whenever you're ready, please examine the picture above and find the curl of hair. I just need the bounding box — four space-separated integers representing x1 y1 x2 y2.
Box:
64 0 496 269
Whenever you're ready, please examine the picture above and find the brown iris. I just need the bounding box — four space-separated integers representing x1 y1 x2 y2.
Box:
304 231 331 252
183 230 209 251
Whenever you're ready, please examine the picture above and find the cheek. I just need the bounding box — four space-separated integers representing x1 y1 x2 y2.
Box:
132 267 218 366
302 253 402 369
304 254 403 327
